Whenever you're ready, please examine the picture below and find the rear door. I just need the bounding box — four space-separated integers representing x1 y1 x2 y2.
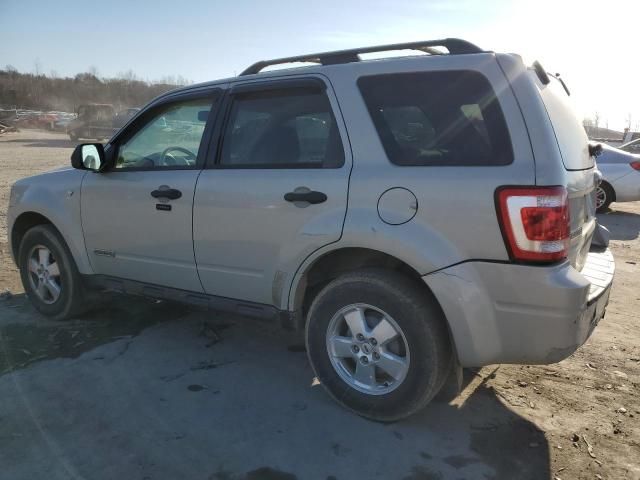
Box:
193 77 351 306
537 76 597 270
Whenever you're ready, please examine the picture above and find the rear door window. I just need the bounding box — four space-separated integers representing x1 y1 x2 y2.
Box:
537 75 593 170
220 87 344 168
358 71 513 166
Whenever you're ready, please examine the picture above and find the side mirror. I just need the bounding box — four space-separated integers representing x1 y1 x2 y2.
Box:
71 143 106 171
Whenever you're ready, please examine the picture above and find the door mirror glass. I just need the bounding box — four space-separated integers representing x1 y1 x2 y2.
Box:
71 143 105 171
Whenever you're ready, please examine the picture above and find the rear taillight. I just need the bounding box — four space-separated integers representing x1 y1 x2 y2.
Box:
496 186 570 263
630 161 640 171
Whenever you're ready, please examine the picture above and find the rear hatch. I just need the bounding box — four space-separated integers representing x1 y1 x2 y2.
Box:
536 75 596 271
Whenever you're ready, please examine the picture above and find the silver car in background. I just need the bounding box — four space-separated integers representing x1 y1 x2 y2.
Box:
595 144 640 212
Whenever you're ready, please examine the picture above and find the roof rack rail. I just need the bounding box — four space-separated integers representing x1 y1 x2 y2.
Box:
239 38 483 76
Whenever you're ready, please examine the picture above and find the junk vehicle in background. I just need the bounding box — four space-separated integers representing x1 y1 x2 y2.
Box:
67 104 117 141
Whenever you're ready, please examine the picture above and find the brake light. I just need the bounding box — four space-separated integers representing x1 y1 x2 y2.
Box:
630 161 640 171
495 186 570 262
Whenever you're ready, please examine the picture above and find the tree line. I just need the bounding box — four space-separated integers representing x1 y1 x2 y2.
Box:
0 66 190 113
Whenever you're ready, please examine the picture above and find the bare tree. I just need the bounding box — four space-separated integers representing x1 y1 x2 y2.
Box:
34 58 42 76
0 67 190 111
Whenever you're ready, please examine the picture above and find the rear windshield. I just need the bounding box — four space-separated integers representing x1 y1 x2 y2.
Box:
357 71 513 166
537 75 593 170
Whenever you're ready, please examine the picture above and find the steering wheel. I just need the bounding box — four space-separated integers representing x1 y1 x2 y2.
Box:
160 146 196 166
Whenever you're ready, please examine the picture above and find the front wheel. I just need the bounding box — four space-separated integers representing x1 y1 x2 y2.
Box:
305 269 452 422
18 225 87 320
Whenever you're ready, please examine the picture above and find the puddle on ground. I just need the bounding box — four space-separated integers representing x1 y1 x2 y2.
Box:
211 467 298 480
0 296 187 375
286 344 306 353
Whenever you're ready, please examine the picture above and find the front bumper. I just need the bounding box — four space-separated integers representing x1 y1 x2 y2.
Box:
423 248 614 367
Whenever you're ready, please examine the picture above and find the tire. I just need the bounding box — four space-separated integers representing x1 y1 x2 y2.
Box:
305 268 452 422
18 225 87 321
596 182 615 213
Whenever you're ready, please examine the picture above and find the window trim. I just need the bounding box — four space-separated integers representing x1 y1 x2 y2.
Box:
206 77 346 170
357 70 514 167
104 88 221 173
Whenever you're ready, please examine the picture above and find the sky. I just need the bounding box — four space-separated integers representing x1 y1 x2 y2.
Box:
1 0 638 130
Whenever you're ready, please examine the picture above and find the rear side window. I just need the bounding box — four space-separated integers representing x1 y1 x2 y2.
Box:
220 87 344 168
537 76 593 170
358 71 513 166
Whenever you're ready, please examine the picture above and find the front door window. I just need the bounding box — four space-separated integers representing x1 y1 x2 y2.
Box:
116 99 212 170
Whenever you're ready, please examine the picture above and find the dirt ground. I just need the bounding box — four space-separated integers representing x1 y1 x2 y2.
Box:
0 129 638 480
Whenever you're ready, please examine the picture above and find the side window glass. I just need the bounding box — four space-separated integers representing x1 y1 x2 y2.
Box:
220 87 344 168
381 106 437 154
358 71 513 166
115 98 212 170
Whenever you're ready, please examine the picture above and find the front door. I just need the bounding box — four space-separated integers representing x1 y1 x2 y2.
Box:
193 78 351 306
81 91 219 292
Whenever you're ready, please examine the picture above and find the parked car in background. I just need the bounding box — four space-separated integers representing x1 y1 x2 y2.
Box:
618 138 640 154
595 144 640 212
67 104 117 141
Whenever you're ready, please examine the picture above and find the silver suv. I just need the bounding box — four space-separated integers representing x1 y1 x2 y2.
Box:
7 39 615 421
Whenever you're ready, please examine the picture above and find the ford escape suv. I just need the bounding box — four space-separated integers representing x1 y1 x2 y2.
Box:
7 39 614 421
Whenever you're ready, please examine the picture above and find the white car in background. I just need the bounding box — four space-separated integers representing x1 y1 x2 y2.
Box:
618 137 640 154
596 144 640 212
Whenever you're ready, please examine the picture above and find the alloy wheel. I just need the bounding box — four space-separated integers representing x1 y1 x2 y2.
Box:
27 245 62 305
325 303 410 395
596 186 607 210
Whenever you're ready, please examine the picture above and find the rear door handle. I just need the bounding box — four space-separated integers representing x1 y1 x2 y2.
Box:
151 187 182 200
284 190 327 204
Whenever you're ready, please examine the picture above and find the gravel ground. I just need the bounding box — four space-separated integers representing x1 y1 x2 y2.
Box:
0 129 639 480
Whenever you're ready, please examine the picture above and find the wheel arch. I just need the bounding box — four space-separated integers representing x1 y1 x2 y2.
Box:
10 211 55 266
290 247 432 319
602 180 616 201
10 210 91 276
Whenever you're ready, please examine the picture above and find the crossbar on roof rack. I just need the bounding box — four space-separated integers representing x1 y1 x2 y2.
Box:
239 38 483 76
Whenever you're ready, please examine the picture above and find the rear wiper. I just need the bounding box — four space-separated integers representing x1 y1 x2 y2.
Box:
552 73 571 96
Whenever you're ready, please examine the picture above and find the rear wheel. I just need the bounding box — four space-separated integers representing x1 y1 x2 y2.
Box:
305 269 451 422
18 225 87 320
596 182 615 213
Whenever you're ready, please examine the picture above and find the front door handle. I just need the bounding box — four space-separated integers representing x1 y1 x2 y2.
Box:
151 187 182 200
284 190 327 204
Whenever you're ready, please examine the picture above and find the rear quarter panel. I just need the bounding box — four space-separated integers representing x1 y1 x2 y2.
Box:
286 54 536 309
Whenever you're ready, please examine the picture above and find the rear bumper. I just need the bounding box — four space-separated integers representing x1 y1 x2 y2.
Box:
423 248 614 367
